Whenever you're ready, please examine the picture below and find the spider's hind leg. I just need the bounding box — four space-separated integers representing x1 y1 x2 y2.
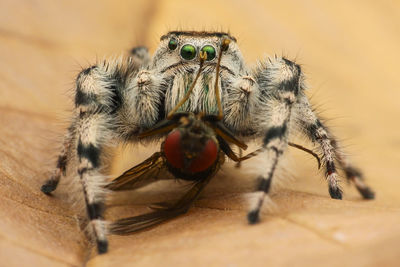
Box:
130 46 150 67
337 155 375 199
41 126 74 194
294 94 374 199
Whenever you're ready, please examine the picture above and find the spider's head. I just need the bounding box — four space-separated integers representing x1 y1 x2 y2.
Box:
151 31 244 75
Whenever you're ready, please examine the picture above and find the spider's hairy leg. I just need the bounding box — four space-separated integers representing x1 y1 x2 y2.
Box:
74 64 128 254
247 57 302 224
71 59 163 254
306 118 343 199
294 97 374 199
332 139 375 199
76 112 112 254
41 127 74 194
56 57 162 253
41 62 130 254
130 46 150 68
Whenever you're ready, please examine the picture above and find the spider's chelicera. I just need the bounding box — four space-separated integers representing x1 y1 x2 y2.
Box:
41 31 375 254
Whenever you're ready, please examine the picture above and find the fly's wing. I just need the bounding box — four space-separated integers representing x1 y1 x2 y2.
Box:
109 165 218 235
107 152 167 191
109 205 187 235
109 179 206 235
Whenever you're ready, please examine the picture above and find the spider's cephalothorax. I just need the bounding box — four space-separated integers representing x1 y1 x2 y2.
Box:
41 31 375 254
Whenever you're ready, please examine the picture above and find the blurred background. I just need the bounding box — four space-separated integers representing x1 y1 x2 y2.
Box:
0 0 399 266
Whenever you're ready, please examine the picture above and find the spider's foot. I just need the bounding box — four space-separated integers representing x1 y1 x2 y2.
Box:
247 210 260 224
97 239 108 254
40 178 59 195
329 186 343 200
357 186 375 200
351 176 375 200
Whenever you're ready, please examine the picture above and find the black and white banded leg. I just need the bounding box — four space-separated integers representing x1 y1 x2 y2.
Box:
332 139 375 199
73 65 125 254
295 95 374 199
76 112 111 254
41 128 73 194
130 46 150 68
306 119 343 199
248 57 301 224
44 64 122 254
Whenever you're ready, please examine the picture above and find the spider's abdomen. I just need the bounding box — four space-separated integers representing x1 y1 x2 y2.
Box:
163 129 218 173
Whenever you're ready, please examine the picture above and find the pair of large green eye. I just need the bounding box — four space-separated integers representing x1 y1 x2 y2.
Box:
180 44 216 61
200 45 216 61
168 39 216 61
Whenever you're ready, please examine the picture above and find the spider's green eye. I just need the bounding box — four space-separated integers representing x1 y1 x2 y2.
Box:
180 44 196 60
168 38 178 50
201 45 216 61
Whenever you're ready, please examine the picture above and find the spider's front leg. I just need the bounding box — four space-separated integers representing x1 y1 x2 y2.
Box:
41 45 153 194
41 54 163 254
65 64 124 254
245 57 303 224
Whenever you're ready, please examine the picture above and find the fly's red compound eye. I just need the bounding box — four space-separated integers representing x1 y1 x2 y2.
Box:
164 130 218 173
163 130 184 169
189 139 218 172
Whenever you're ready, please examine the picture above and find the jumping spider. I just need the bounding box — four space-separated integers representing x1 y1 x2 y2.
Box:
41 31 374 254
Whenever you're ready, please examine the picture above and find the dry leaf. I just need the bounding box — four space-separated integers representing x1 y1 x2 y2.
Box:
1 1 399 266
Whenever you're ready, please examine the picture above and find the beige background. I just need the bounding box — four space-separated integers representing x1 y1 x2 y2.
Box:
0 0 399 266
